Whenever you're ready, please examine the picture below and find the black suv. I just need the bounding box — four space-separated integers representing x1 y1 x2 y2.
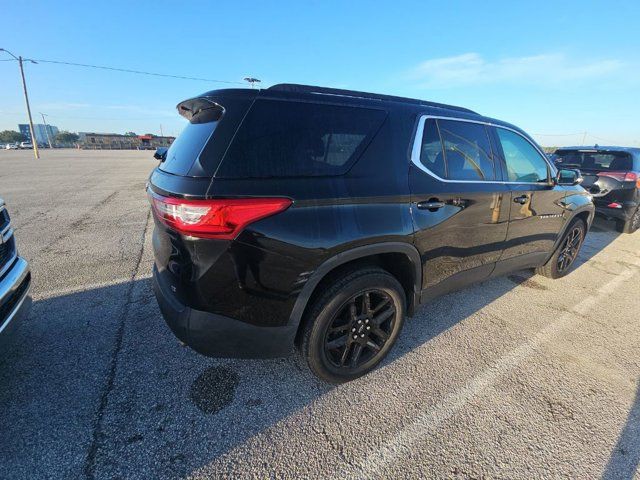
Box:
148 84 594 383
554 146 640 233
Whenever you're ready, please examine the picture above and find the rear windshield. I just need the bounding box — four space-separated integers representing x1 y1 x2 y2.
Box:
158 93 255 177
215 99 387 178
160 121 219 176
554 150 633 171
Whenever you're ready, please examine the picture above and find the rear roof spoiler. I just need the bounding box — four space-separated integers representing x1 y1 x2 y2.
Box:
176 97 225 124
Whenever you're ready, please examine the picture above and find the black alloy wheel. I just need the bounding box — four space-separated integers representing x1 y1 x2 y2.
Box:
557 225 584 273
323 290 396 369
536 217 586 279
300 268 406 383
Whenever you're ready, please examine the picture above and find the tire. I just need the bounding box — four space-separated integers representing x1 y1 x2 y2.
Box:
535 218 586 279
299 267 406 384
615 207 640 234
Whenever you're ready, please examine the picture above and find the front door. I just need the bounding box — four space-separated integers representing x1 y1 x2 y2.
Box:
492 127 566 266
409 117 510 295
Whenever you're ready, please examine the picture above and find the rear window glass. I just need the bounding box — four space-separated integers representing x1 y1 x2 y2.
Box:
216 99 386 178
419 119 446 178
438 119 495 181
160 121 219 176
419 118 495 181
555 151 633 171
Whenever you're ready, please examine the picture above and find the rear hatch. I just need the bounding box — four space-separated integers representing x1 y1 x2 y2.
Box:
148 89 258 307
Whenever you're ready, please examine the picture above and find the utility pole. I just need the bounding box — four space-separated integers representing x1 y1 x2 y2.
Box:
40 112 53 149
581 131 587 145
0 48 39 159
160 124 164 137
19 56 40 158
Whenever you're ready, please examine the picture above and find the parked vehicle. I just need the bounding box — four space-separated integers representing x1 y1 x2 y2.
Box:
0 198 31 348
5 144 18 150
554 146 640 233
148 84 594 382
19 142 33 149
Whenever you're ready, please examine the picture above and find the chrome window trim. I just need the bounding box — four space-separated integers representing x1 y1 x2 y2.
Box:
411 114 557 185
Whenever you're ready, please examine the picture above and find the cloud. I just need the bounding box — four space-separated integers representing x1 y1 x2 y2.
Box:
407 52 625 88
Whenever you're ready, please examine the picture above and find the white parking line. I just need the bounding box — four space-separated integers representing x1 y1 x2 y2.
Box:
339 260 640 479
33 274 152 301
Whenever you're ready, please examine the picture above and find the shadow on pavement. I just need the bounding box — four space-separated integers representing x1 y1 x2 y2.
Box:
0 215 628 478
602 382 640 480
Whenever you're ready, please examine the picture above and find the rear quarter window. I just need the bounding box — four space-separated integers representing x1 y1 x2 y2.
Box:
215 99 387 178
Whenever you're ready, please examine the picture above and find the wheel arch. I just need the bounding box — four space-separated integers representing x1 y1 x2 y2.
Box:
545 206 593 263
288 242 422 343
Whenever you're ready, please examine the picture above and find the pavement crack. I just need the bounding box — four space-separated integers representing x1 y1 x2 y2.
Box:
82 209 151 480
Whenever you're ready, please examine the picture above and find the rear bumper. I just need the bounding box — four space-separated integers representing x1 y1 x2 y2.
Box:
0 257 32 347
595 202 638 221
152 264 295 358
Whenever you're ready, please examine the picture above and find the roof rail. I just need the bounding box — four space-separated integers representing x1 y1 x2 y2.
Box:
268 83 477 114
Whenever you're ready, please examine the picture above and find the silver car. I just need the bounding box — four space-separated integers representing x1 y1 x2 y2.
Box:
0 198 31 347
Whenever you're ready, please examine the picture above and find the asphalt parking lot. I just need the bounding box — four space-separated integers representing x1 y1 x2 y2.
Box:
0 149 639 479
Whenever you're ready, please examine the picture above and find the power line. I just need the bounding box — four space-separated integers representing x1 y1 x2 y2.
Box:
23 57 246 85
532 132 584 136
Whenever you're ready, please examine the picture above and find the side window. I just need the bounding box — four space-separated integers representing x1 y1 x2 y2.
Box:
497 128 549 183
418 118 495 181
217 100 387 178
438 119 495 181
419 119 446 178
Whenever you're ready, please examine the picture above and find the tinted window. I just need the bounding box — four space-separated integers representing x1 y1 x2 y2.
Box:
217 100 386 178
497 128 549 183
160 121 219 176
438 119 495 181
554 151 633 171
419 119 446 178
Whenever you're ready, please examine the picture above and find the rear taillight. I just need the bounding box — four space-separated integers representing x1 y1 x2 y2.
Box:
598 171 639 187
148 191 291 239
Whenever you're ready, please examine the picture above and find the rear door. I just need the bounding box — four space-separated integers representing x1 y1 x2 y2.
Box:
409 116 510 293
492 127 566 267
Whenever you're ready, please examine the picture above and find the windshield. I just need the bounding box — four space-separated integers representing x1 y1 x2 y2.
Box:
555 150 633 171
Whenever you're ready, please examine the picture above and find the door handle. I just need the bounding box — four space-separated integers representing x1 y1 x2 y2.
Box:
417 200 446 210
513 195 529 205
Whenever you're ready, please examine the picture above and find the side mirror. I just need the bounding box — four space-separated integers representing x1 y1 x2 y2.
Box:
153 147 168 161
556 168 583 186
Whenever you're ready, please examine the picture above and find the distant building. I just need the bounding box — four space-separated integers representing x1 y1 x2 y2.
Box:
18 124 59 145
78 133 175 150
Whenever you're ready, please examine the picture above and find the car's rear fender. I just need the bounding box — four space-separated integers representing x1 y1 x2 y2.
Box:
288 242 422 336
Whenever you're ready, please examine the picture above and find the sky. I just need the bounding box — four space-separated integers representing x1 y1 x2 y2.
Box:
1 0 639 146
